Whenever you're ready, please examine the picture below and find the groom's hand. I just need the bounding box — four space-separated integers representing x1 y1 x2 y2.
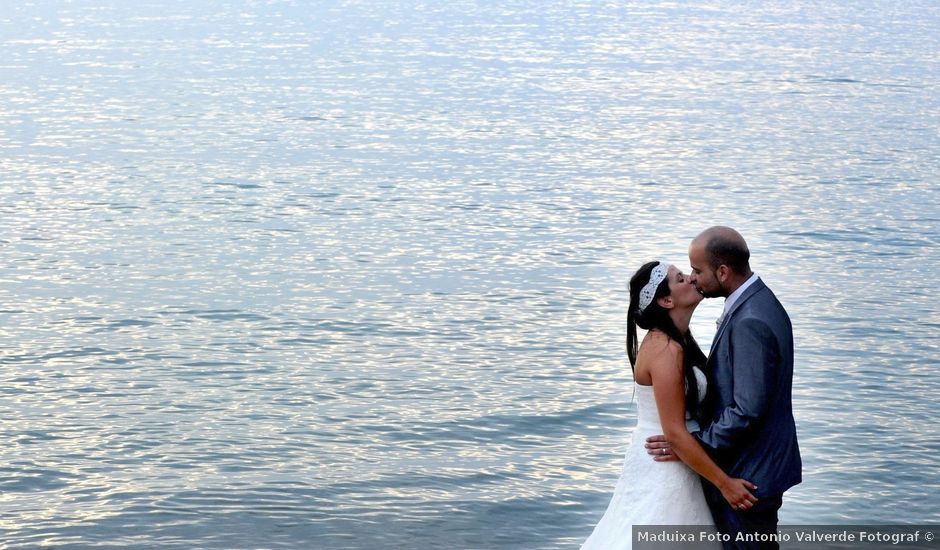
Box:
645 435 679 462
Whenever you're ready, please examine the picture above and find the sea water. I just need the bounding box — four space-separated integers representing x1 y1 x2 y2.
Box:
1 1 938 548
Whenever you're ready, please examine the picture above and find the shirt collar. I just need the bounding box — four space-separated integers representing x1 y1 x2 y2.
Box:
723 272 760 315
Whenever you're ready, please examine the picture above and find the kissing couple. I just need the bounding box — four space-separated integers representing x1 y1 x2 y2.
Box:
580 227 802 550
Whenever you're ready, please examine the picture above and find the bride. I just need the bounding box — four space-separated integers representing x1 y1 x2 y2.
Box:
581 261 757 549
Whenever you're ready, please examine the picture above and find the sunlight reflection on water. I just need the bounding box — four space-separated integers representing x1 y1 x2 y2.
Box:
0 0 938 548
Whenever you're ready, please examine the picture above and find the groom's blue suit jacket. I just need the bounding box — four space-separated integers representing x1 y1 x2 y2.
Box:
695 278 802 497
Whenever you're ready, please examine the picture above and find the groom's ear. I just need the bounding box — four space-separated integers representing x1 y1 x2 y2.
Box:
716 264 731 283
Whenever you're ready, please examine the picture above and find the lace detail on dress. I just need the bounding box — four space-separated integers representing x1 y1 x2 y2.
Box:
636 366 707 430
580 366 719 550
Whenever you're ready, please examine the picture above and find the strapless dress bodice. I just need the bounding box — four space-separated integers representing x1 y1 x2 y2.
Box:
634 366 706 432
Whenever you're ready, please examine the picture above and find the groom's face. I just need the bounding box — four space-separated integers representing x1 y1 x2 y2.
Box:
688 242 723 298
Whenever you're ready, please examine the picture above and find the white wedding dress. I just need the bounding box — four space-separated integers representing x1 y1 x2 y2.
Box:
580 367 720 550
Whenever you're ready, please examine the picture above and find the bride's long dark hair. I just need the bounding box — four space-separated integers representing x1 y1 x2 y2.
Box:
626 261 707 419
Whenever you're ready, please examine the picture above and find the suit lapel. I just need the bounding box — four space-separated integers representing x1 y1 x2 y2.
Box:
710 278 766 350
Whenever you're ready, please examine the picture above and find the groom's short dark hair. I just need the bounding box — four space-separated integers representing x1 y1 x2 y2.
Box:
703 231 751 274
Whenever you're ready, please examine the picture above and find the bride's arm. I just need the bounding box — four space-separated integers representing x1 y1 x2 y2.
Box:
648 339 758 511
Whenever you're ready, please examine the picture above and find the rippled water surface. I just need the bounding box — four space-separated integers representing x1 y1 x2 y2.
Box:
1 1 939 548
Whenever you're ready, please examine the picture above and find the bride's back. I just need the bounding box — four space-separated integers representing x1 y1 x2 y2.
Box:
632 329 683 387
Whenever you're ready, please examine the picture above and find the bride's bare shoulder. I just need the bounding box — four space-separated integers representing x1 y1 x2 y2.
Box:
639 330 682 357
635 331 682 383
637 330 683 375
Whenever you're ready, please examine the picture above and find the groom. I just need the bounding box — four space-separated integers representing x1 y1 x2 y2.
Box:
646 227 801 549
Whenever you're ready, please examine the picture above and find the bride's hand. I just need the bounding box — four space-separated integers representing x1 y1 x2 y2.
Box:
719 478 758 512
645 435 680 462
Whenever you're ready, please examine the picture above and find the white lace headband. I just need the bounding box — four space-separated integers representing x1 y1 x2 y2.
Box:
638 261 669 313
